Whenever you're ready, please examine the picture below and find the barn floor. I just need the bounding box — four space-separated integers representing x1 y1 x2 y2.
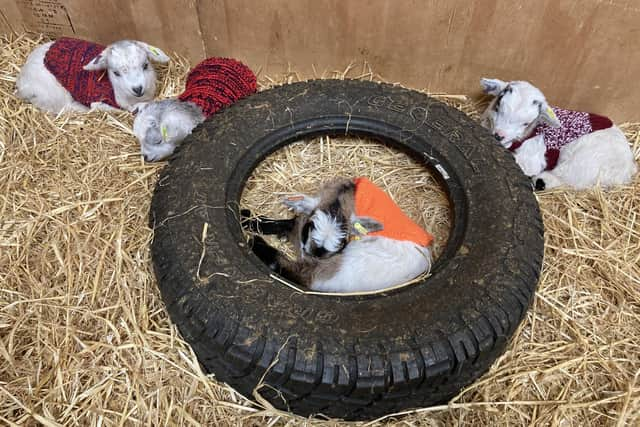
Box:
1 33 639 426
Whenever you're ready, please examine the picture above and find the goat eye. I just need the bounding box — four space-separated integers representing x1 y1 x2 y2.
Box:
113 71 121 77
313 246 328 258
143 62 149 70
523 122 530 127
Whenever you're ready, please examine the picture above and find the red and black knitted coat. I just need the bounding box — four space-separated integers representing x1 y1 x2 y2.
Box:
508 107 613 171
178 57 257 117
44 37 119 109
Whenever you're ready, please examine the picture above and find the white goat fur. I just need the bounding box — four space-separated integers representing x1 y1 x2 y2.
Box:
480 78 637 189
306 210 346 253
535 126 637 190
311 238 431 293
132 99 205 161
16 40 169 113
283 181 432 293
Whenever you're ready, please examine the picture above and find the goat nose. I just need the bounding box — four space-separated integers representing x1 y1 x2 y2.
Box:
493 132 504 141
133 86 144 96
143 154 150 162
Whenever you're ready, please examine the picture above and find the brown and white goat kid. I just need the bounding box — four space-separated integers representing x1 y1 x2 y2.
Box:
480 78 637 190
244 178 433 293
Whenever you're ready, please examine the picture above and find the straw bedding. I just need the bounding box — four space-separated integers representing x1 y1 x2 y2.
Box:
1 33 639 426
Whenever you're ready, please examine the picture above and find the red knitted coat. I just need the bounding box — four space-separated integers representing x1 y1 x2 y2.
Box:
508 107 613 170
44 38 119 109
178 57 257 117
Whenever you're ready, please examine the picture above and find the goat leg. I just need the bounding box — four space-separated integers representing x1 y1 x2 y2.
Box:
248 235 313 287
241 209 296 236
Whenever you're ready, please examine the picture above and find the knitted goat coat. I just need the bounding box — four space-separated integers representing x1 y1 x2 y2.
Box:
508 107 613 170
353 177 433 247
178 58 257 117
44 38 119 109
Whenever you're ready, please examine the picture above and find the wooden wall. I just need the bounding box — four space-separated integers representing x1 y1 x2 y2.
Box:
2 0 639 121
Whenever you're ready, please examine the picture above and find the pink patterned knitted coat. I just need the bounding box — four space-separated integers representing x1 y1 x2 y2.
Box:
508 107 613 170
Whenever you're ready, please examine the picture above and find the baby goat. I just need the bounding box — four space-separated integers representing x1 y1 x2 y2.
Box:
243 177 433 293
16 37 169 113
133 57 256 161
480 78 637 190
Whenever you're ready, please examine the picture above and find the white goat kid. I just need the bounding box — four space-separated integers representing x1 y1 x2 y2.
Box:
132 57 256 162
480 78 637 190
16 38 169 113
245 178 433 293
132 100 205 162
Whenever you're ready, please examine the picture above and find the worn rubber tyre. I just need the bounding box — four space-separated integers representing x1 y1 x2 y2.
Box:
150 79 543 420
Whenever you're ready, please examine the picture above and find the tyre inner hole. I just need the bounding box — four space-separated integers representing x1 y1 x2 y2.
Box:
239 135 453 293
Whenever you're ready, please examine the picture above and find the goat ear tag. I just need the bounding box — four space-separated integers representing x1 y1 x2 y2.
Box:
546 106 557 121
161 125 168 140
149 45 161 56
353 222 368 235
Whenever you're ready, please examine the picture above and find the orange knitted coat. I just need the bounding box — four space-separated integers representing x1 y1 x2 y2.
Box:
353 177 433 247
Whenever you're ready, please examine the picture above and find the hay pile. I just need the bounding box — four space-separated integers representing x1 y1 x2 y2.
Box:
1 33 639 425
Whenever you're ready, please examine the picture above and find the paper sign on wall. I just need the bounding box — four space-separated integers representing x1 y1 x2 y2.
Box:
16 0 74 35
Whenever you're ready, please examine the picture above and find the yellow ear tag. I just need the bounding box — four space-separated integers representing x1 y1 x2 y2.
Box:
161 125 168 140
546 106 557 121
149 45 160 56
354 222 368 236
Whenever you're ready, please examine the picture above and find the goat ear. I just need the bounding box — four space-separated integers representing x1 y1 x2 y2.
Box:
83 51 108 71
137 41 170 63
480 78 508 96
351 216 383 235
536 101 561 128
282 194 319 214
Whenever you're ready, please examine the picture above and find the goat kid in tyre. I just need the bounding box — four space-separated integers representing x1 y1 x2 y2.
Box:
480 78 637 190
16 37 169 113
245 177 433 293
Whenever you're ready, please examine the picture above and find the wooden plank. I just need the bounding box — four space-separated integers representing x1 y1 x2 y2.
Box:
0 0 205 63
2 0 640 121
197 0 640 121
62 0 205 62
